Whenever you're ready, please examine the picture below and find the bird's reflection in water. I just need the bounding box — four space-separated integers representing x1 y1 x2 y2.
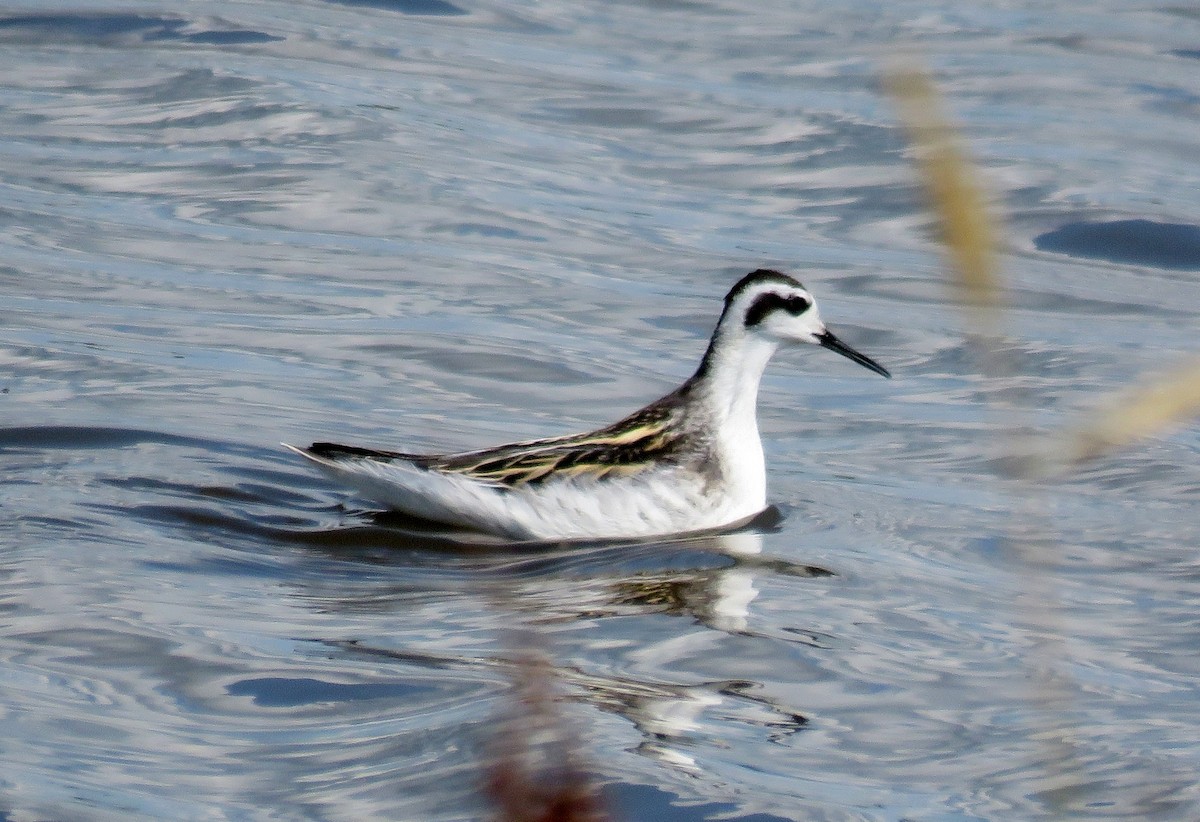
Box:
300 514 828 773
607 531 767 634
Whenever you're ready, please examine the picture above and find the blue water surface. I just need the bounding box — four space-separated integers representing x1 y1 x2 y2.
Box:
2 1 1199 820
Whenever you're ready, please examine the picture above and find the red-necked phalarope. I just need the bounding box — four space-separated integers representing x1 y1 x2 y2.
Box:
286 269 890 541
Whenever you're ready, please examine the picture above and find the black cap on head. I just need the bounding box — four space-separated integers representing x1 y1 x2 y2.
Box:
724 269 805 305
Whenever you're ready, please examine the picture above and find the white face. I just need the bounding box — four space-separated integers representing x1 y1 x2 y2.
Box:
728 276 891 378
738 283 827 344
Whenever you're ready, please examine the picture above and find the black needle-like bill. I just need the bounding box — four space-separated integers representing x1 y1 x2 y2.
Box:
817 330 891 378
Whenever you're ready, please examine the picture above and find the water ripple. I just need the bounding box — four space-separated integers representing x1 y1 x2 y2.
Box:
3 0 1200 819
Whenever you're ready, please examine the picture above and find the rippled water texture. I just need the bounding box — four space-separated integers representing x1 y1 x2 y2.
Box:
3 2 1200 820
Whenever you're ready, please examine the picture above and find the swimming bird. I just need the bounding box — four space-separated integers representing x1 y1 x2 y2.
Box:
286 269 890 541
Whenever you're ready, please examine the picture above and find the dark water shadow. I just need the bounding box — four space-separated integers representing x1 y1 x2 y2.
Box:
0 12 282 45
0 424 214 452
226 675 439 708
1034 219 1200 270
607 782 794 822
323 0 468 16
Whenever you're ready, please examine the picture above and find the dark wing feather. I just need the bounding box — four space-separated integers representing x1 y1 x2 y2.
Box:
430 402 686 486
309 442 417 460
306 397 690 487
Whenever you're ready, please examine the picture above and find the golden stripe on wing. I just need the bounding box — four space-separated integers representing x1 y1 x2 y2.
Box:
432 415 682 486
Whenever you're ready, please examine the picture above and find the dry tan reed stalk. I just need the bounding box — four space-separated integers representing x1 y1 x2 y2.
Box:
1057 356 1200 468
885 61 1002 323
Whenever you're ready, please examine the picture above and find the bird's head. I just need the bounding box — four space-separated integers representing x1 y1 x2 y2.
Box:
720 269 890 378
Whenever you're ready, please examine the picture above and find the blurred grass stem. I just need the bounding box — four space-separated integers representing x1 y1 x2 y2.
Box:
886 56 1085 814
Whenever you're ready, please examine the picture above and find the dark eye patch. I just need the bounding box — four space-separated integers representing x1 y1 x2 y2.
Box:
745 292 811 327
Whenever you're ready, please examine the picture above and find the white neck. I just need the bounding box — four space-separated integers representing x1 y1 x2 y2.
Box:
687 326 777 512
693 327 777 427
